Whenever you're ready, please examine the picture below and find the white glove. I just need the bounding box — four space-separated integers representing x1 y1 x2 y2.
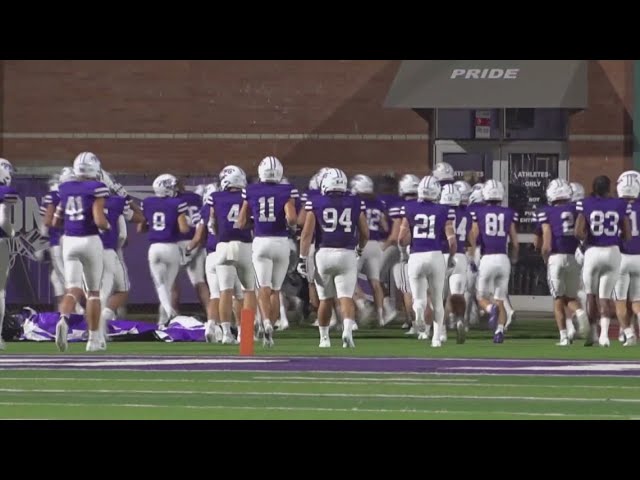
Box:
575 245 585 266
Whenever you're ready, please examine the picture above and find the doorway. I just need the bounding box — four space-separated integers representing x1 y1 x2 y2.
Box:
434 139 569 311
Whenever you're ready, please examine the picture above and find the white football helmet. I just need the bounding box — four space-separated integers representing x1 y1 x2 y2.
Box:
417 176 442 201
570 182 585 202
194 184 207 197
432 162 455 183
546 178 573 203
0 169 11 187
482 180 505 202
152 174 179 198
73 152 101 179
219 165 247 181
258 156 284 183
202 182 220 204
617 171 640 199
439 183 461 206
618 170 640 185
280 177 290 185
398 174 420 197
468 183 485 205
0 158 15 175
220 167 247 191
321 168 348 195
453 181 472 205
308 174 320 191
48 174 60 191
59 167 76 184
350 174 374 195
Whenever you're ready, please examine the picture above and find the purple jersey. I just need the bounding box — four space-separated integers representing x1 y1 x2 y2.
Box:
379 193 401 208
387 198 418 220
142 196 188 244
361 196 387 242
207 191 253 243
537 204 579 254
402 200 456 254
198 204 218 253
100 196 130 250
305 193 365 250
177 191 202 241
0 186 19 239
467 202 486 252
243 182 299 238
40 190 62 247
622 199 640 255
576 197 628 248
442 205 471 252
471 205 518 255
57 180 110 237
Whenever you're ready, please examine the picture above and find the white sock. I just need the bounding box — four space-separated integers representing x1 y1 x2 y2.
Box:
343 318 355 334
0 290 5 334
88 329 99 341
624 327 635 338
425 324 432 337
600 317 611 337
378 308 384 321
504 297 514 315
222 322 231 335
263 319 272 330
319 326 329 338
560 329 568 340
496 324 505 334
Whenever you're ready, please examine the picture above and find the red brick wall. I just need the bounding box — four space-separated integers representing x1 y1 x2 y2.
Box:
0 60 633 186
0 60 429 177
568 60 634 190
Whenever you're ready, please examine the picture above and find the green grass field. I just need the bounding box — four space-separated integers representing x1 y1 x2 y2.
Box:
1 318 639 419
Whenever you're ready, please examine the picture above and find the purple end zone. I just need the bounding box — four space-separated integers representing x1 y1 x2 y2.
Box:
0 355 640 376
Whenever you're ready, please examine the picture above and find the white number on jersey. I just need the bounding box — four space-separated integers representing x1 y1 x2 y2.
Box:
366 208 382 232
589 210 619 237
322 208 353 233
65 196 85 221
258 196 276 222
227 204 241 225
561 211 575 235
186 206 199 227
152 212 166 231
485 213 506 237
456 216 467 242
413 214 436 239
630 211 639 237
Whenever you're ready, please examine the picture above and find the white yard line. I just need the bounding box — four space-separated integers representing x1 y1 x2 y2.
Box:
3 376 640 391
1 387 640 404
0 401 630 419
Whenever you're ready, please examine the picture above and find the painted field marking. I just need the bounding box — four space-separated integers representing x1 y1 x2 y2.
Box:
4 376 640 391
0 358 285 367
0 401 631 419
450 363 640 372
2 387 640 404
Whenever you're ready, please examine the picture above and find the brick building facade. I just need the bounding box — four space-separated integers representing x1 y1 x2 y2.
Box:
0 60 634 186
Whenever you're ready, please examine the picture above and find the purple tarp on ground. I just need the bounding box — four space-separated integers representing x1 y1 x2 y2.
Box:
20 311 205 343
